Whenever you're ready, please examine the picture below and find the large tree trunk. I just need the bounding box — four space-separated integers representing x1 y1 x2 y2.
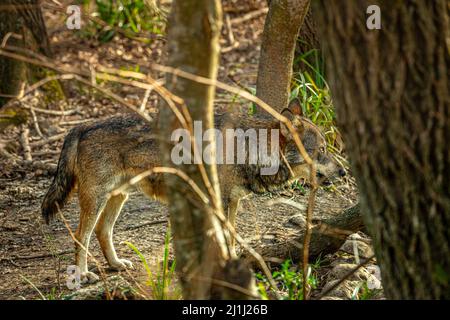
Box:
11 0 52 56
158 0 255 299
314 0 449 299
256 0 310 115
0 2 26 107
294 5 320 73
0 0 52 108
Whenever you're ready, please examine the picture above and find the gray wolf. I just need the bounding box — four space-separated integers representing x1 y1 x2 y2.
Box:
41 99 345 283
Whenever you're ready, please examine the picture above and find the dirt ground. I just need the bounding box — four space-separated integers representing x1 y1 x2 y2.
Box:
0 0 378 300
0 175 358 299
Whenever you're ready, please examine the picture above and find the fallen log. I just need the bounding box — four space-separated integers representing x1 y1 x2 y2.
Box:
237 190 364 265
309 203 364 258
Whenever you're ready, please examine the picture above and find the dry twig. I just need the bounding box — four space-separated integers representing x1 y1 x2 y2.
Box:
20 125 32 161
318 255 376 299
230 8 269 25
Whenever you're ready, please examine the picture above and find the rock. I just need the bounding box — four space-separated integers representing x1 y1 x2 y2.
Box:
340 235 374 259
326 263 371 282
366 265 383 290
320 279 361 299
288 214 306 226
63 275 138 300
320 296 344 300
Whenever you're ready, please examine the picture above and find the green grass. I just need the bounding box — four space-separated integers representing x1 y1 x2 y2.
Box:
255 258 322 300
352 281 383 300
291 180 307 194
45 287 61 300
124 226 180 300
294 48 325 88
292 49 342 152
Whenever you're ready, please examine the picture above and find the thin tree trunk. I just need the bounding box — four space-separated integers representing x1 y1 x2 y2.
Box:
314 0 449 299
158 0 255 299
256 0 310 115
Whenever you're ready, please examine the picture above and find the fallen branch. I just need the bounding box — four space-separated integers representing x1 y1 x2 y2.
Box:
0 147 21 161
140 88 151 112
59 118 97 126
0 249 74 262
30 132 66 147
0 48 153 123
32 150 60 156
225 14 235 46
221 41 240 53
29 106 45 139
123 219 168 231
17 160 57 172
20 125 32 161
21 104 78 116
230 8 269 25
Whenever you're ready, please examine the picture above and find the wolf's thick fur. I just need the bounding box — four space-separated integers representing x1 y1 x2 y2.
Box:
42 128 81 223
41 100 344 283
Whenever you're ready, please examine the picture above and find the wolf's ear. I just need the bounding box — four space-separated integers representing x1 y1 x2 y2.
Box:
280 104 304 140
287 98 303 116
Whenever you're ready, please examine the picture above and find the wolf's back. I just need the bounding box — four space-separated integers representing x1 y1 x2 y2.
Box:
41 127 81 223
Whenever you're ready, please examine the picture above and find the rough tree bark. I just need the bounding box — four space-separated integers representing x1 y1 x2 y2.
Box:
294 5 320 73
314 0 449 299
0 0 52 107
158 0 255 299
0 2 26 107
256 0 310 115
10 0 52 56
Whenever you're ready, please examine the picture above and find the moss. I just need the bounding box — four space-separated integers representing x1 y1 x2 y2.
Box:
0 107 28 132
29 67 66 104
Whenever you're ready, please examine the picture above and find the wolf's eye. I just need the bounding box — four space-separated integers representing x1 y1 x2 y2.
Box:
319 146 326 154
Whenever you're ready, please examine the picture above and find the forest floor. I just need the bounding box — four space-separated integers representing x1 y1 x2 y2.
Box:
0 0 382 300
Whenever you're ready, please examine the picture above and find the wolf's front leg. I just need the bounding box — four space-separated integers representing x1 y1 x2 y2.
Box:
226 186 250 258
95 193 133 270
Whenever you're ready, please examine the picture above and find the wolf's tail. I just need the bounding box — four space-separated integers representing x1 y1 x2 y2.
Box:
41 127 82 224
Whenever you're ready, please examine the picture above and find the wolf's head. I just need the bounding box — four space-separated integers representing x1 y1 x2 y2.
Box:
279 99 346 185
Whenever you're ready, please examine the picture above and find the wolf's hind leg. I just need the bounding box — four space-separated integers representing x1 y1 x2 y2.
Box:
95 193 133 270
75 191 108 284
227 198 240 258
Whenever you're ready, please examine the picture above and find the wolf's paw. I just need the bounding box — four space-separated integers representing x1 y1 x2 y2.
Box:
110 258 133 271
80 271 100 284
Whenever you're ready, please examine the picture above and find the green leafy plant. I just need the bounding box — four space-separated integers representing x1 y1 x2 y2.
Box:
90 0 166 42
255 258 321 300
45 287 61 300
123 227 179 300
291 48 342 152
294 48 325 88
272 260 304 300
291 180 306 194
352 281 383 300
